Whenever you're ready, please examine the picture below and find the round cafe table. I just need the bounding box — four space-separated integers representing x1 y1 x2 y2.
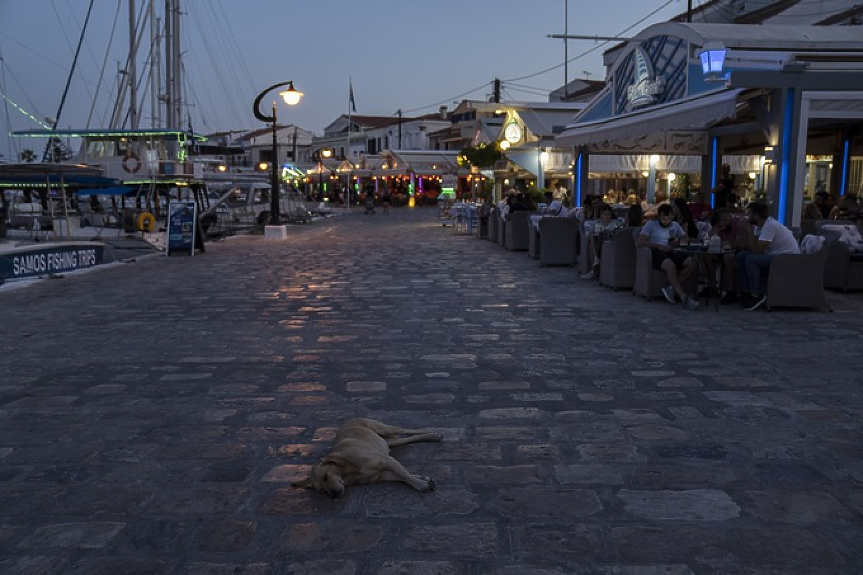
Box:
674 243 733 311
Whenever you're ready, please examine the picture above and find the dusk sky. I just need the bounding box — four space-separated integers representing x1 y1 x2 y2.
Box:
0 0 687 160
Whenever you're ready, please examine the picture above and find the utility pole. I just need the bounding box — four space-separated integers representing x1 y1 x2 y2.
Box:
688 0 693 23
564 0 569 101
493 78 501 103
397 109 402 149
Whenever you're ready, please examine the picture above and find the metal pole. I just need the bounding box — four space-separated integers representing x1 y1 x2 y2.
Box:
319 162 323 201
270 101 280 225
564 0 568 100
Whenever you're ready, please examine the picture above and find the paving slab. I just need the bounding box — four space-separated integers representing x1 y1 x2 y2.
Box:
1 206 863 574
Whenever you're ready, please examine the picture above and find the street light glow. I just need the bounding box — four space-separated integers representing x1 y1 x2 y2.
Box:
279 83 304 106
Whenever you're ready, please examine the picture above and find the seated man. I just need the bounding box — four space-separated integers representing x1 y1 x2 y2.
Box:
580 204 622 279
802 190 831 220
637 204 699 310
733 201 800 310
829 193 860 222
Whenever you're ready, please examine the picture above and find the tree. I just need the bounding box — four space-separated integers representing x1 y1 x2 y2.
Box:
19 149 36 163
458 143 503 169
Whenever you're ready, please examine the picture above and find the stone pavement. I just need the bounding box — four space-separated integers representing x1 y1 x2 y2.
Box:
1 206 863 574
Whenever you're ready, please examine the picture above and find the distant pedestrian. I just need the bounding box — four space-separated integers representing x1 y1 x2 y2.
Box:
711 163 734 209
382 190 392 214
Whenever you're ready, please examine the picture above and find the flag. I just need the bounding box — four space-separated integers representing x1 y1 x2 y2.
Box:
349 79 357 113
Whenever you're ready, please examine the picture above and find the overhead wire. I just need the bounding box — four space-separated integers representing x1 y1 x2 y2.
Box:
504 0 679 85
184 0 258 132
400 81 492 115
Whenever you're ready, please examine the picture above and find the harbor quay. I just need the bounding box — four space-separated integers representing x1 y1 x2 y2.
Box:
1 206 863 574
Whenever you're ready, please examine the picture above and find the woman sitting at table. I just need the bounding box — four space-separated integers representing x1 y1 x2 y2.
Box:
543 190 567 216
672 198 700 240
580 204 622 280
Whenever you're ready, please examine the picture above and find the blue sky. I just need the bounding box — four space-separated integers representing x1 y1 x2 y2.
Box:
0 0 687 161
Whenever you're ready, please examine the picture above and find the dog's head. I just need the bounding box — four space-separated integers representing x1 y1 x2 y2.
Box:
292 459 345 498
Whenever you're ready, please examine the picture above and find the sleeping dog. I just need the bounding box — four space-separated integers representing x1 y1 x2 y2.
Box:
293 418 442 498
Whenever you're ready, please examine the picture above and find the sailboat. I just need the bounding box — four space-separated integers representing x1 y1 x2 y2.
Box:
1 0 272 246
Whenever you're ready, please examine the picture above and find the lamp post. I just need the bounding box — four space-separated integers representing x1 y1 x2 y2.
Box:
252 81 303 226
312 148 332 202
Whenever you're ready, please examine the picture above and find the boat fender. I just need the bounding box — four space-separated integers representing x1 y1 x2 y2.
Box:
122 152 142 173
137 212 156 232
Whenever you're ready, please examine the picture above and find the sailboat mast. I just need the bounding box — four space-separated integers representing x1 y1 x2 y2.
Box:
164 0 173 130
172 0 182 129
150 1 160 129
128 0 139 129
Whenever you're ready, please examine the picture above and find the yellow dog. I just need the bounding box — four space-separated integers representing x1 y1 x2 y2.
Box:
293 418 442 498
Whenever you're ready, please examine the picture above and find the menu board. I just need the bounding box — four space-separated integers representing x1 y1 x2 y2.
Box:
166 201 198 256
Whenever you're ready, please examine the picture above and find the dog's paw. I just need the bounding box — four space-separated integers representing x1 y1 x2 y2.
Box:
421 477 437 492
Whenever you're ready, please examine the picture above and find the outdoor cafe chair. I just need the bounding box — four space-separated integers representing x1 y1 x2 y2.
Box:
538 217 578 266
598 226 639 291
764 243 832 311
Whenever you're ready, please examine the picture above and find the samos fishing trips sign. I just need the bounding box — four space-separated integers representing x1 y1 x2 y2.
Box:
0 243 104 281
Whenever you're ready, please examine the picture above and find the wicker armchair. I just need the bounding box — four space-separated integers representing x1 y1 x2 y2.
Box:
634 242 697 301
815 221 863 292
633 246 668 300
598 226 639 291
765 246 832 311
528 217 542 259
504 210 532 251
488 209 499 243
539 217 578 266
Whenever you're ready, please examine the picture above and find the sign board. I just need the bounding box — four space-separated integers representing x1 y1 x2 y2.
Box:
441 175 458 188
166 201 204 256
0 243 104 281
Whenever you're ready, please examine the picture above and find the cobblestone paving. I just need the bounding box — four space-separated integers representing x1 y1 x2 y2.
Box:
1 206 863 574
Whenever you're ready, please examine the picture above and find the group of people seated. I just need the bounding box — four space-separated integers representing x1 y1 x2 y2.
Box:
482 181 836 312
576 191 803 311
803 189 860 222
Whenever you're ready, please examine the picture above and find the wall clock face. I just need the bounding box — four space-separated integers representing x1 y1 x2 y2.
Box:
504 122 522 144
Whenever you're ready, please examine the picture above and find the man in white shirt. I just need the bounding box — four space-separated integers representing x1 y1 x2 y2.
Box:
734 201 800 310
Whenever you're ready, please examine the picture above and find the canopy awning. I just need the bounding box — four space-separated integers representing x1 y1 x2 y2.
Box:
74 186 135 196
555 88 745 154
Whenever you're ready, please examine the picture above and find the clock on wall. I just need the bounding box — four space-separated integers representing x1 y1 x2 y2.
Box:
504 121 522 144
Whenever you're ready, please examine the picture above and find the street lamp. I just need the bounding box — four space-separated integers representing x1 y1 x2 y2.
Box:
252 81 303 225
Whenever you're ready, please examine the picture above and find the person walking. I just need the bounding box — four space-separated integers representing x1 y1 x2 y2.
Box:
382 190 392 214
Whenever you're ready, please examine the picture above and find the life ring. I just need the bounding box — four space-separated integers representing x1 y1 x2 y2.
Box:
122 152 141 173
137 212 156 232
